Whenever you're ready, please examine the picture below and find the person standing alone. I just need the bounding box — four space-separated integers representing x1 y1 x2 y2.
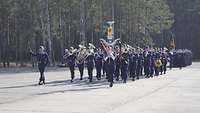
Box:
30 46 49 85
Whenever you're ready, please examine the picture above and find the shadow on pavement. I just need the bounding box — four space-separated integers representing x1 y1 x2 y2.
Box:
0 75 154 94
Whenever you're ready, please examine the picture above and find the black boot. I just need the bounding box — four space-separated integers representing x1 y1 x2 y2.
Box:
71 78 74 83
43 80 46 85
109 82 113 87
38 81 43 85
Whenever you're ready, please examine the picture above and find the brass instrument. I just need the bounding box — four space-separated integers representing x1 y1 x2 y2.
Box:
63 47 77 59
163 47 168 52
63 49 69 59
69 49 77 55
89 43 96 49
127 45 135 52
121 44 129 54
85 43 96 59
155 59 162 68
135 46 144 54
88 43 96 54
76 45 86 64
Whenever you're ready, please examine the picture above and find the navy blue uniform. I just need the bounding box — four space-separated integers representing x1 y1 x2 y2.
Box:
143 53 151 78
161 53 168 74
129 53 137 81
114 54 121 81
30 52 49 85
94 53 103 80
168 52 173 69
77 62 84 80
67 54 76 82
121 53 129 83
105 57 115 87
102 59 106 77
150 53 155 77
136 54 144 79
86 54 95 82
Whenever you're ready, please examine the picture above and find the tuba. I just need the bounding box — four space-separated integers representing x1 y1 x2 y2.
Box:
155 59 162 68
76 45 86 64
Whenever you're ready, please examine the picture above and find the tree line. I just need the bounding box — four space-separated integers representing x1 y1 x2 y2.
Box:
168 0 200 60
0 0 175 67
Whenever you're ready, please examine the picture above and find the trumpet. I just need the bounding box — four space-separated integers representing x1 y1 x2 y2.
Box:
79 44 86 49
84 43 96 59
88 43 96 54
88 43 96 49
63 48 77 59
127 45 135 51
71 49 77 55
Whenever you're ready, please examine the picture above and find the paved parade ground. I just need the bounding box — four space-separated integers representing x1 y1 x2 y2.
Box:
0 63 200 113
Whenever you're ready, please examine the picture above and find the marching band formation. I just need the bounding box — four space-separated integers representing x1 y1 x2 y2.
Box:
30 38 192 87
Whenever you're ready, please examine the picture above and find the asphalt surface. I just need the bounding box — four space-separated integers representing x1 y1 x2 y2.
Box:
0 63 200 113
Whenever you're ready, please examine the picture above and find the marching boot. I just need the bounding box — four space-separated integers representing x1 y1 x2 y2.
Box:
79 76 83 80
132 77 135 81
43 79 46 85
70 77 73 82
109 82 113 87
38 81 43 85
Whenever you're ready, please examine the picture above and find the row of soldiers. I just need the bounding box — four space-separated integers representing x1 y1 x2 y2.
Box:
62 39 178 87
172 49 192 68
29 39 192 86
